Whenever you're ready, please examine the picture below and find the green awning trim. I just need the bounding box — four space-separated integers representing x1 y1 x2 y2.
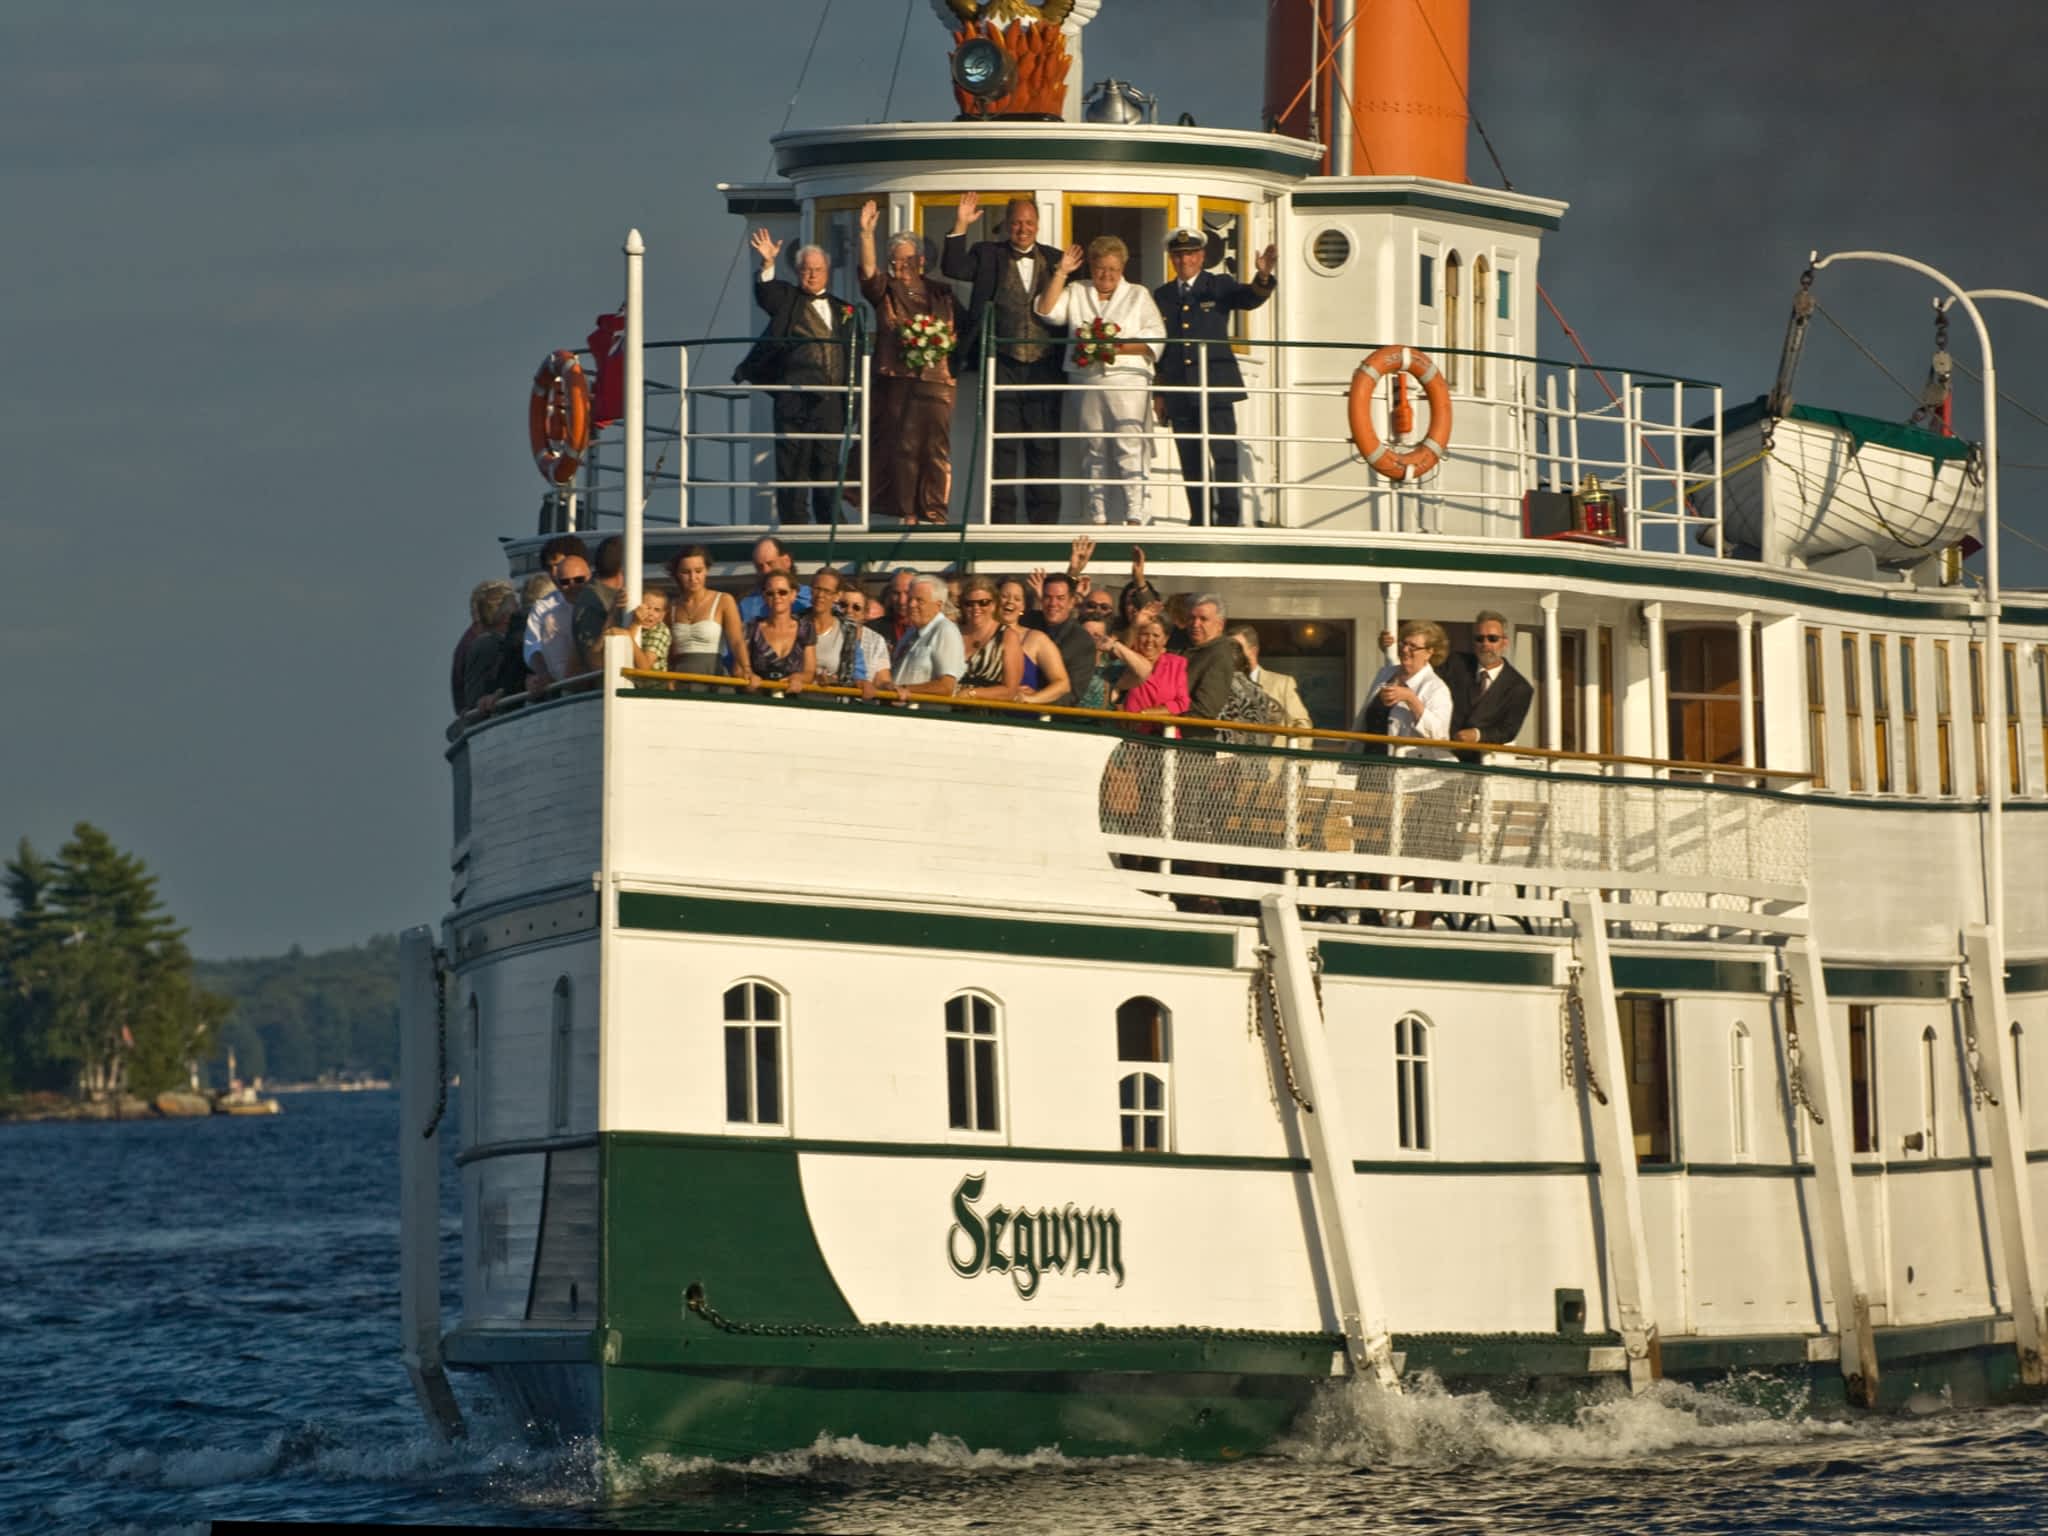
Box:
1709 395 1979 464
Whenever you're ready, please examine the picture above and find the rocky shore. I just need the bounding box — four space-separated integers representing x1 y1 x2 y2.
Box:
0 1090 281 1122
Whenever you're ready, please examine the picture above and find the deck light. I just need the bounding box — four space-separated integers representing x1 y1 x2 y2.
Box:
952 38 1015 105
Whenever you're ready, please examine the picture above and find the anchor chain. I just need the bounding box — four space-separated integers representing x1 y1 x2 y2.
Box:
1958 973 2001 1109
423 949 451 1139
1251 943 1314 1113
1776 964 1827 1126
1561 962 1608 1106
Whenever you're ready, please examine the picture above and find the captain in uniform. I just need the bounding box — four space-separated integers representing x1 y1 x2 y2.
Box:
1152 227 1277 528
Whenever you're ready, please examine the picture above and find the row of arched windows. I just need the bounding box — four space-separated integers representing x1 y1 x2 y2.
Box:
720 983 1176 1149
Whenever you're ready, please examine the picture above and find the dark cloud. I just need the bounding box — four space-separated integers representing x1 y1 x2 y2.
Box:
3 0 2041 956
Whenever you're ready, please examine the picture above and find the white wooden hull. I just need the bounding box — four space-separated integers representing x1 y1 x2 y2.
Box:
1709 412 1983 567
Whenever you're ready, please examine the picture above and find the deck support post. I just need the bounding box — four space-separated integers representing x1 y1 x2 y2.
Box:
1781 938 1881 1406
1964 924 2048 1385
399 925 465 1440
1564 892 1659 1392
1258 892 1402 1391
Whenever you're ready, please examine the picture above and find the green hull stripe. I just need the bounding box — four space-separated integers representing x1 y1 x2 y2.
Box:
622 530 2034 624
610 1128 1306 1173
606 1133 2040 1180
617 890 1236 970
1353 1159 1592 1176
774 135 1320 178
1824 965 1951 999
1318 940 1552 987
1611 955 1769 994
1290 186 1562 230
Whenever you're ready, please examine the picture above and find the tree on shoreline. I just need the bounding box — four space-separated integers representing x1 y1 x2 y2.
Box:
1 825 227 1099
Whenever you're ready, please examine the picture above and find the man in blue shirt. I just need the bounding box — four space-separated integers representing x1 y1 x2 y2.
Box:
738 535 813 624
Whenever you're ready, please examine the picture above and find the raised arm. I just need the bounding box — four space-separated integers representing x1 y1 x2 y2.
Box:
856 199 880 281
1035 244 1084 317
939 192 981 282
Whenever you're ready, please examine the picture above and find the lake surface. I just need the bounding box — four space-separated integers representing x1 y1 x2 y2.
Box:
7 1089 2048 1534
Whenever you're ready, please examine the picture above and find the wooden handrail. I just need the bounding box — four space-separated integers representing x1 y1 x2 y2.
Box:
618 667 1811 786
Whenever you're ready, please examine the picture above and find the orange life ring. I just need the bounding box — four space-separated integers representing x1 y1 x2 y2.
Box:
528 350 591 487
1347 345 1453 481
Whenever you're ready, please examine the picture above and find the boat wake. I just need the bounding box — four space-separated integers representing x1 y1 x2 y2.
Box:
1278 1371 1857 1467
608 1431 1091 1497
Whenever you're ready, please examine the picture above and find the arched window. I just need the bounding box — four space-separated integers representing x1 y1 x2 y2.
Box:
1395 1012 1432 1151
1117 997 1172 1152
1729 1022 1751 1159
1443 252 1463 388
1470 255 1491 397
550 976 572 1133
2014 1021 2027 1113
724 981 785 1127
1920 1024 1939 1156
945 992 1002 1133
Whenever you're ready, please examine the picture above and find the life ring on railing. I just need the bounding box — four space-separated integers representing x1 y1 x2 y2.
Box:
528 350 591 487
1347 345 1453 481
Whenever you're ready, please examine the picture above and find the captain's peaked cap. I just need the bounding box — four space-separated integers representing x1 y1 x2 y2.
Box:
1165 227 1209 254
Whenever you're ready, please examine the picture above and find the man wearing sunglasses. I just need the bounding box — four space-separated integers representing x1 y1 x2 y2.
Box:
1447 610 1533 757
814 581 892 699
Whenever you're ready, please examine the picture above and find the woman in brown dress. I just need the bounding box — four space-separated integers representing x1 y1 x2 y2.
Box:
857 198 957 523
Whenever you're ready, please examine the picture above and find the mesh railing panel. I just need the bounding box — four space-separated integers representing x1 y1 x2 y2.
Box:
1098 743 1808 898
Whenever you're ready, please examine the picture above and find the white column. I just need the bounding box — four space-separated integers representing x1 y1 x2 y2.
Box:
1258 892 1401 1389
1564 892 1659 1392
1331 0 1357 175
1737 610 1758 773
1785 940 1881 1405
1966 923 2048 1385
1643 602 1668 767
623 229 646 607
1541 592 1562 751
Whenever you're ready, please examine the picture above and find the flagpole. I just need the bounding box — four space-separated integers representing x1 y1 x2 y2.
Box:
623 229 646 607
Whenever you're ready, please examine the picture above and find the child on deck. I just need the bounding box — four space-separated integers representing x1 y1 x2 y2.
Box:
633 590 671 672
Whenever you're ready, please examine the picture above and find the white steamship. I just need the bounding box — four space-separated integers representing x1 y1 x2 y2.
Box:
396 0 2048 1461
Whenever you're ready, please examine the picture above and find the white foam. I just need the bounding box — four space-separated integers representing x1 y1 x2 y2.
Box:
603 1431 1088 1496
1278 1371 1856 1467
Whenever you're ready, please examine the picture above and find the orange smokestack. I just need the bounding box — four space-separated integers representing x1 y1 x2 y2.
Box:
1263 0 1470 182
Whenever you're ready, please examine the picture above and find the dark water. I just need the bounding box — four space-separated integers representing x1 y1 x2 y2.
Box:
7 1091 2048 1535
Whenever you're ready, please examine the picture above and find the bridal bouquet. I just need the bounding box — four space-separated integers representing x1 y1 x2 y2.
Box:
897 313 956 372
1072 316 1122 369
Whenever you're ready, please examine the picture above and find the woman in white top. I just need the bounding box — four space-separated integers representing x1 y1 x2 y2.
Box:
1360 619 1454 759
664 545 749 680
1036 235 1165 526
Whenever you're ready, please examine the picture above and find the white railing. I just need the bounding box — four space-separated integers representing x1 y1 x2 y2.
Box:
1099 740 1808 940
562 333 1726 560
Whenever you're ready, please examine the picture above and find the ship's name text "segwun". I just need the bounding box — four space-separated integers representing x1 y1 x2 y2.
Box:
945 1173 1126 1298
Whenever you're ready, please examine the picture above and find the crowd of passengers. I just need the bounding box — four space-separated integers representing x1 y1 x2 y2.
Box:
742 194 1279 528
451 533 1535 759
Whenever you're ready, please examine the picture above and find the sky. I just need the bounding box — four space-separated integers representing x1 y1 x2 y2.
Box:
4 0 2045 959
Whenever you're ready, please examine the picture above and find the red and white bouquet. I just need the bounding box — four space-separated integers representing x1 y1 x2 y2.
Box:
1072 316 1122 369
897 313 956 372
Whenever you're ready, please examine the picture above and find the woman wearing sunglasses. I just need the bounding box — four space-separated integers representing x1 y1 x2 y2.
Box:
954 575 1025 702
744 575 817 696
